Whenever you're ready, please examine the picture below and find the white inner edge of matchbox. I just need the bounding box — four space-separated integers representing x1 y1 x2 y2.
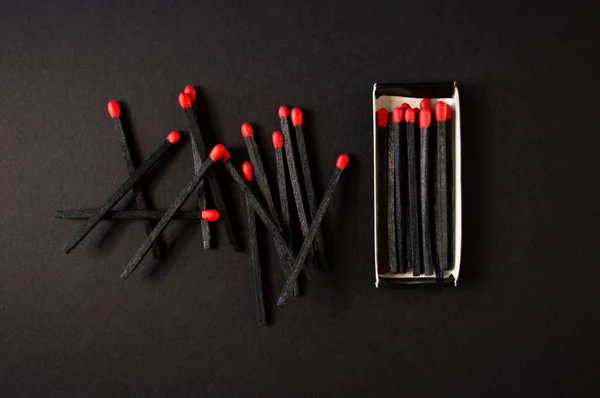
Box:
373 86 461 286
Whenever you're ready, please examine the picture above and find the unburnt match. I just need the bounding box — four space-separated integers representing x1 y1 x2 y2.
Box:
386 110 398 274
277 154 349 306
405 108 422 275
242 161 266 326
392 107 407 274
108 100 162 259
419 107 434 276
63 131 181 254
376 108 389 274
56 209 203 220
272 131 292 241
121 144 224 279
435 101 449 274
291 107 329 270
446 103 454 270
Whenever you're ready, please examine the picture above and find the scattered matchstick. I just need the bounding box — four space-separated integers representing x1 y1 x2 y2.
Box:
419 107 434 275
376 108 389 274
392 107 407 274
290 107 329 270
108 100 162 259
277 154 349 306
278 107 316 268
272 131 292 241
120 144 224 279
56 209 203 220
242 161 266 326
405 108 422 275
63 132 181 254
179 92 211 249
435 102 449 275
241 123 293 282
386 111 398 274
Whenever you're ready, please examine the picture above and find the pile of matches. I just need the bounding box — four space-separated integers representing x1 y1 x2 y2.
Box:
57 85 349 326
376 99 453 278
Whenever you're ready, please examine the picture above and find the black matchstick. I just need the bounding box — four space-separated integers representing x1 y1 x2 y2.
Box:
56 209 203 219
242 161 266 326
392 107 407 274
376 108 389 274
290 107 329 270
120 144 225 279
179 92 210 249
108 100 162 259
446 103 454 270
386 112 398 274
405 108 422 275
277 154 349 306
241 123 293 284
278 107 316 268
63 131 181 254
435 102 449 274
272 131 293 241
419 107 434 276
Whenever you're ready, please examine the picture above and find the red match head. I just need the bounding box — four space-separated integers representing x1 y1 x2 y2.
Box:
419 108 432 128
221 146 231 162
202 209 220 221
107 100 121 118
209 144 226 162
272 131 283 148
420 98 431 110
446 103 453 119
291 108 303 126
241 123 254 138
435 101 448 121
166 131 181 144
242 161 253 182
336 154 349 170
405 107 416 123
400 103 410 110
184 85 196 101
392 107 404 123
376 108 388 128
278 105 290 118
178 92 192 109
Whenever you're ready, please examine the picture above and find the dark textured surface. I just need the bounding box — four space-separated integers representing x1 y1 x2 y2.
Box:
2 1 600 396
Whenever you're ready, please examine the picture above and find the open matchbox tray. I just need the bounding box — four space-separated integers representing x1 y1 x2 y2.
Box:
373 82 462 287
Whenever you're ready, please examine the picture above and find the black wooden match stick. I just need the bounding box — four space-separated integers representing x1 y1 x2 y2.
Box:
56 209 203 219
108 100 162 259
290 107 329 270
241 123 293 280
179 92 210 249
277 154 349 306
376 108 389 274
446 103 454 270
242 161 266 326
392 107 407 274
278 107 316 268
272 131 293 241
63 132 181 254
386 113 398 274
120 144 224 279
405 108 422 275
435 102 449 274
419 107 434 276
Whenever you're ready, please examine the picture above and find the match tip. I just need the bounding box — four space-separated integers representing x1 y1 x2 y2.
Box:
184 85 196 101
419 108 432 128
242 161 253 182
420 98 431 110
278 105 290 118
107 100 121 118
209 144 226 161
446 103 453 119
178 92 192 109
392 107 404 123
405 107 416 123
167 131 181 144
376 108 388 127
400 103 410 110
272 131 283 148
202 209 220 222
291 108 303 126
241 122 254 138
435 101 448 121
336 154 349 169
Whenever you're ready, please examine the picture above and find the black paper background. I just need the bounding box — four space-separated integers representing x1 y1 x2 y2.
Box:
1 1 599 396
